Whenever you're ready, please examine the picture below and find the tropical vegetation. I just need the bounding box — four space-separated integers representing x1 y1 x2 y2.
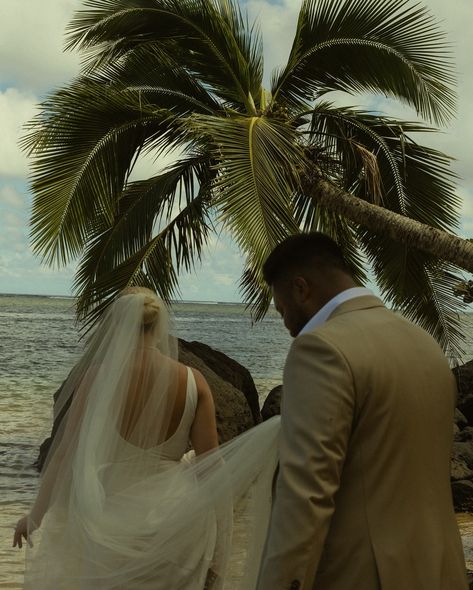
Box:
23 0 473 356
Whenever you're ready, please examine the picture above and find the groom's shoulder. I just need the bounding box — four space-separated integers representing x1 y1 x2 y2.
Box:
300 302 431 353
288 326 350 364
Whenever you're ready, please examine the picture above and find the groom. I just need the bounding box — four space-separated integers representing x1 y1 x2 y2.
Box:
256 233 467 590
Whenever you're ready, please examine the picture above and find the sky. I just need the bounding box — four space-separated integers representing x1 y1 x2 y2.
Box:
1 0 472 301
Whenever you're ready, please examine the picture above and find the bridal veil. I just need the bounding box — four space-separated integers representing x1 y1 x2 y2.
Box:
24 289 280 589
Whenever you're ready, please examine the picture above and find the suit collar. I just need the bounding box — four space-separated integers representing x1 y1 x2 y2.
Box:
299 288 374 335
327 295 385 321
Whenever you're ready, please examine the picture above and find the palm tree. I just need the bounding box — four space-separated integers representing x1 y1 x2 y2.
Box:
23 0 473 356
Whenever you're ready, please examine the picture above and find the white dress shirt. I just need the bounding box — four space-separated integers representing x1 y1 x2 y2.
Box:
298 287 373 336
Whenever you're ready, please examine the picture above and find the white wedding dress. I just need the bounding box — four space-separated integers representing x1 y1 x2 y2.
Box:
23 292 280 589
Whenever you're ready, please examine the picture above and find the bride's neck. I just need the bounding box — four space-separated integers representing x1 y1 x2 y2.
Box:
141 330 160 350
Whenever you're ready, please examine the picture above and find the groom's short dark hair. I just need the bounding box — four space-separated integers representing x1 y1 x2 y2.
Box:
262 232 349 286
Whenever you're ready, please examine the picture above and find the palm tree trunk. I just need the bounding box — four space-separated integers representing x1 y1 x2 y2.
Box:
307 178 473 273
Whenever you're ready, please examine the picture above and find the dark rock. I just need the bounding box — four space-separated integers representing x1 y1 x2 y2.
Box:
457 427 473 443
451 363 473 511
454 423 461 439
35 436 53 471
34 378 72 471
451 440 473 507
261 385 282 421
451 480 473 513
453 362 473 425
454 442 473 470
451 456 473 482
456 409 469 430
179 339 261 425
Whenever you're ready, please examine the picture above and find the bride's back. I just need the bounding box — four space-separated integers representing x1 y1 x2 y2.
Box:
119 350 193 451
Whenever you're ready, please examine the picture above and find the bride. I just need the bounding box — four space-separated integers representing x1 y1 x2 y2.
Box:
13 287 280 589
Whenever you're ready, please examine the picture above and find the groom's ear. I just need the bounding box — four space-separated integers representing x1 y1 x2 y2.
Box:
292 276 311 303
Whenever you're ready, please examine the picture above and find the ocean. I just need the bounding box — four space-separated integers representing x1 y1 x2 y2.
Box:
0 294 472 587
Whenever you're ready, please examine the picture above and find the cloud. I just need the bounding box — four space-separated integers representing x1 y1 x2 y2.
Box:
178 233 244 301
3 210 25 229
0 88 38 178
0 185 25 209
459 186 473 217
0 228 77 294
459 185 473 238
0 0 81 94
245 0 300 81
0 253 76 294
129 147 183 182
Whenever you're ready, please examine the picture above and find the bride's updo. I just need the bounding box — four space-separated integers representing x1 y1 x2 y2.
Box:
119 286 161 328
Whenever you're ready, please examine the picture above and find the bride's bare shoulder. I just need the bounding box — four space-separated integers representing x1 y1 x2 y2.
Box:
188 367 212 400
171 360 211 399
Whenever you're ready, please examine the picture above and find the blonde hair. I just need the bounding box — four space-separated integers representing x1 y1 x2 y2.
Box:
119 286 161 327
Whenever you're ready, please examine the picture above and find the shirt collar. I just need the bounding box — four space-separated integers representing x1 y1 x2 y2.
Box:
298 287 373 336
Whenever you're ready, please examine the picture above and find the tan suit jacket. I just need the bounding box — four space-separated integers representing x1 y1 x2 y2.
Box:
257 296 467 590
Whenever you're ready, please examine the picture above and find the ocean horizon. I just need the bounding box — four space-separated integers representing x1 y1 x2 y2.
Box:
0 291 246 305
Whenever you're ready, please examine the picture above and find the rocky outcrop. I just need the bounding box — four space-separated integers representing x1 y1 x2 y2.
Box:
452 418 473 512
36 340 260 470
35 381 72 471
453 363 473 513
178 339 261 425
452 480 473 513
454 361 473 424
261 385 282 421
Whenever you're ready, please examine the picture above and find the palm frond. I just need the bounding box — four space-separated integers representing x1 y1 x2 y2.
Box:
88 44 222 115
212 0 264 104
66 0 263 112
358 227 465 359
306 104 461 230
272 0 456 125
76 187 212 327
22 78 189 266
24 0 467 360
304 104 464 354
190 114 304 264
187 113 308 316
74 150 213 318
239 260 272 321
